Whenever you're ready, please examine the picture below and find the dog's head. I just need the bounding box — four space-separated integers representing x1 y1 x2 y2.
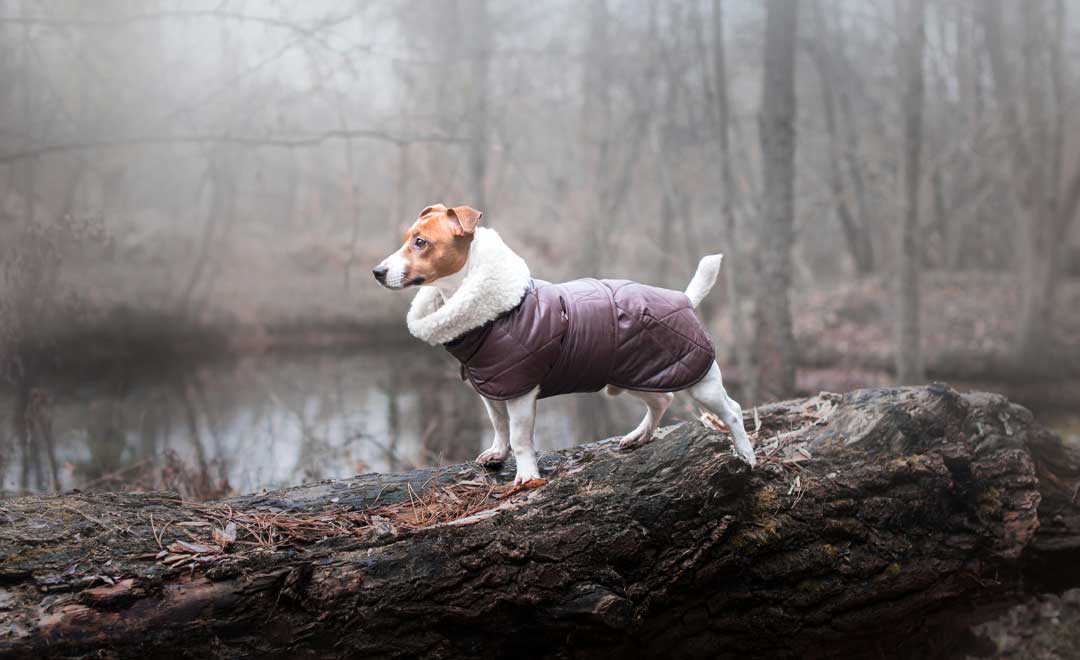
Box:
372 204 483 290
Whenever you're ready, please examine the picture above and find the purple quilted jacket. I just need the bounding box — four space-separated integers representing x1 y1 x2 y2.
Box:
444 278 715 400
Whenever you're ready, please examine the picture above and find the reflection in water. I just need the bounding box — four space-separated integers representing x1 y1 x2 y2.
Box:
1 346 676 497
7 346 1076 498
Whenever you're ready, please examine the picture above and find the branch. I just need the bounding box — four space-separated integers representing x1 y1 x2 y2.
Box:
0 130 466 164
0 10 353 40
1061 164 1080 238
980 0 1032 173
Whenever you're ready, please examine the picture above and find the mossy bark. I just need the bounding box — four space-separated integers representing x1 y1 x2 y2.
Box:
0 385 1076 659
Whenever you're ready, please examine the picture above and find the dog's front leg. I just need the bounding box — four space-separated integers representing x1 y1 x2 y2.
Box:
476 397 510 466
506 386 541 484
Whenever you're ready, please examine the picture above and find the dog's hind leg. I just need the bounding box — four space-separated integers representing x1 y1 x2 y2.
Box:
476 396 510 466
617 389 674 449
686 363 756 466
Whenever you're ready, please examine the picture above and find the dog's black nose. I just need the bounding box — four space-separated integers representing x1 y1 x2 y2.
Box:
372 265 388 283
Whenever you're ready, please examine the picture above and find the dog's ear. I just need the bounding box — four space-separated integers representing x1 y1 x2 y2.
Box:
418 204 447 218
446 206 483 237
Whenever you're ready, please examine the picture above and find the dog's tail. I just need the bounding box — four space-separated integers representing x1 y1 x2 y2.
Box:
684 254 723 309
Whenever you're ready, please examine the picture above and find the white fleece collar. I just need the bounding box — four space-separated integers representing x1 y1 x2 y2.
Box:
406 227 531 345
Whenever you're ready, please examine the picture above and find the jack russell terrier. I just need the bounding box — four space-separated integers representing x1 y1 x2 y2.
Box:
373 204 756 485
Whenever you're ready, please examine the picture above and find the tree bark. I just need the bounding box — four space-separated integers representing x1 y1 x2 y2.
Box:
753 0 799 403
895 0 926 385
1 385 1075 659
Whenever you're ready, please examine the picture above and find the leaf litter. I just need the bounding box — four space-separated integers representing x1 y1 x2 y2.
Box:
700 392 844 509
145 478 507 571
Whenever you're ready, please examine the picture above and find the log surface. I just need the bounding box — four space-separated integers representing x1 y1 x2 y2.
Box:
0 384 1076 659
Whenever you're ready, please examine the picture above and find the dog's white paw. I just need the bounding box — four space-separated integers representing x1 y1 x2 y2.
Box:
618 427 654 450
732 437 757 467
476 446 510 466
512 466 542 485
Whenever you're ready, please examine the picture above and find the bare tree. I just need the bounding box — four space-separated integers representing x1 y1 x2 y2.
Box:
808 0 875 276
709 0 753 390
753 0 799 402
982 0 1080 366
466 0 491 211
895 0 926 384
829 9 876 270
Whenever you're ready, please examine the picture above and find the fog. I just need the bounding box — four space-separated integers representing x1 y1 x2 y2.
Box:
1 0 1078 496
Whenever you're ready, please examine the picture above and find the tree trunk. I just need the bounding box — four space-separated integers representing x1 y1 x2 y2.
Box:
1 385 1074 659
946 0 975 271
929 167 947 267
753 0 799 403
13 383 39 493
466 0 491 212
895 0 926 385
829 10 875 269
711 0 754 396
982 0 1073 366
809 0 874 276
577 0 615 275
1013 0 1057 367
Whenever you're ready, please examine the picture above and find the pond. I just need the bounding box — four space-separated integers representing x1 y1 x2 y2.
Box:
3 344 1075 498
0 344 667 498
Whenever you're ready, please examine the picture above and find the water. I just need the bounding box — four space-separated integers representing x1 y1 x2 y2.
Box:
0 345 661 497
3 345 1076 498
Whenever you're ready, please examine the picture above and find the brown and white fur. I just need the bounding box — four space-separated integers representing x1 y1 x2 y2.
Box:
374 204 755 484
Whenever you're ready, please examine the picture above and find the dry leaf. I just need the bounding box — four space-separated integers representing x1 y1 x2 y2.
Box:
700 410 727 432
162 553 191 565
168 540 213 555
369 515 395 537
501 478 547 497
212 522 237 547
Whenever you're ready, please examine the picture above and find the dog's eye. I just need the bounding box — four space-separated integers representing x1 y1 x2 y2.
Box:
413 236 427 249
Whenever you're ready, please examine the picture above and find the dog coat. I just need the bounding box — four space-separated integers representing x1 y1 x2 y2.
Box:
406 228 715 400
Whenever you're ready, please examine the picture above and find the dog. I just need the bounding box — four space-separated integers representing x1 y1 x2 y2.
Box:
373 204 756 485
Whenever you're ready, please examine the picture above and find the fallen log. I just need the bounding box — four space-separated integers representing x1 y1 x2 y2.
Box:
0 384 1076 659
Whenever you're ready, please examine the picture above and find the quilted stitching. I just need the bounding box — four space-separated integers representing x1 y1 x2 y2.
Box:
445 277 714 398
